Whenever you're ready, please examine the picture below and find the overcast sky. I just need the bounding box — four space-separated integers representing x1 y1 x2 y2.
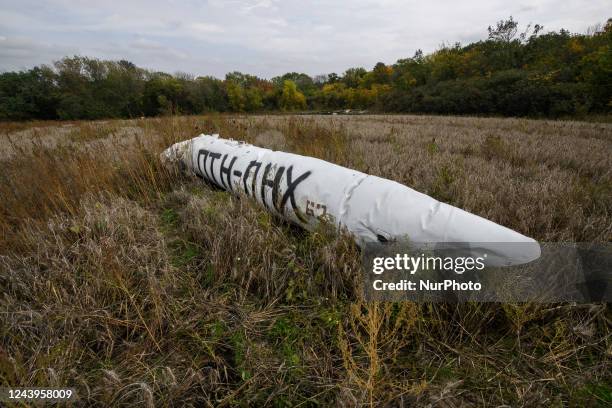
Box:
0 0 608 78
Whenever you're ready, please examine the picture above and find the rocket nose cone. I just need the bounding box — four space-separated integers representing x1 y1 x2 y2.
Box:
422 204 542 267
517 239 541 264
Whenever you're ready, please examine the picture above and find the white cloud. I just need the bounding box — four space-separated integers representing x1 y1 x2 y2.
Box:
130 38 166 51
190 23 225 34
0 36 76 71
0 0 608 77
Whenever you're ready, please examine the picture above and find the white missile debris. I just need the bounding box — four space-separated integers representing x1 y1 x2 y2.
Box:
162 134 541 266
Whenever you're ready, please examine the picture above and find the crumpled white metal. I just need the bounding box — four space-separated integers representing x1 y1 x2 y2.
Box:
162 134 540 266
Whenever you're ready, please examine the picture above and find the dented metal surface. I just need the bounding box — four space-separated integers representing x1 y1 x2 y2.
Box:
162 134 541 266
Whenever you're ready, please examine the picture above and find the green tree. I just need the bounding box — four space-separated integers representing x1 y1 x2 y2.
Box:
143 74 184 116
0 66 59 120
342 67 367 88
279 80 306 111
185 76 228 113
226 80 246 112
244 87 264 111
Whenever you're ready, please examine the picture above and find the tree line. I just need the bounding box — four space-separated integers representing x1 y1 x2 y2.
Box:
1 17 610 121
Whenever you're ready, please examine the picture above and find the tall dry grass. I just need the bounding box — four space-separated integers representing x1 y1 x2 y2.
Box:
1 114 610 406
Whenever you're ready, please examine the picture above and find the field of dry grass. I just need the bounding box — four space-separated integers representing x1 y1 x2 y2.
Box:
1 114 611 406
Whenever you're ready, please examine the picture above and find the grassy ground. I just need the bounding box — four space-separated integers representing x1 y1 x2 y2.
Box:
1 114 611 406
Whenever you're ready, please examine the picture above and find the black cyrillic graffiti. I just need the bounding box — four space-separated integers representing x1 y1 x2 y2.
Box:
197 148 222 187
219 154 237 191
196 148 312 221
196 149 206 176
207 152 222 187
243 160 262 197
196 149 209 179
280 166 312 223
272 166 285 213
260 163 274 209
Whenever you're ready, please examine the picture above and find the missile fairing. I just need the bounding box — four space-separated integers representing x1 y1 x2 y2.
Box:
162 134 541 266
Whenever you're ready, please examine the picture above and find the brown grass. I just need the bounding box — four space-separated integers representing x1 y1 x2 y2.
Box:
0 114 611 406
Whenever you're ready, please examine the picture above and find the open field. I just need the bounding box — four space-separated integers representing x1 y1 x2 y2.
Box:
1 115 611 406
